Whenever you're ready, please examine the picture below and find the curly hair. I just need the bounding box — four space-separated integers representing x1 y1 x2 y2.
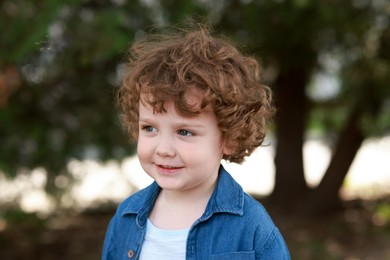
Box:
118 26 275 164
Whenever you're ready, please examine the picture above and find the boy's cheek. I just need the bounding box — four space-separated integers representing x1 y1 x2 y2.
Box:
137 141 150 159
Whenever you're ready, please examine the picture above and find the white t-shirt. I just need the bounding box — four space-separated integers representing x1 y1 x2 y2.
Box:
139 219 190 260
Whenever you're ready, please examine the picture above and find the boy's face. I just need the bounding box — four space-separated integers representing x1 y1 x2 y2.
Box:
137 96 227 195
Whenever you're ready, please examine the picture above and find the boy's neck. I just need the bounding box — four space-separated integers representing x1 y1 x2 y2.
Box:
149 178 217 230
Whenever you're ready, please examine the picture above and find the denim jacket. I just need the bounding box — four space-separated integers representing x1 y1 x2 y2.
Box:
102 165 290 259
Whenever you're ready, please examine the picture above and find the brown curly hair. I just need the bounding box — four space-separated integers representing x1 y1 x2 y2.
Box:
118 26 275 164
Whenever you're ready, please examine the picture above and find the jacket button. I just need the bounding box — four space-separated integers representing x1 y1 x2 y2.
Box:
127 249 135 258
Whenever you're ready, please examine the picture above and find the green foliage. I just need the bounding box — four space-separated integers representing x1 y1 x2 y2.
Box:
1 209 46 229
0 1 154 181
0 0 62 63
374 201 390 226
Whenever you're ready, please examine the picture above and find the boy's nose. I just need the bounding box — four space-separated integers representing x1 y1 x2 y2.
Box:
156 137 175 157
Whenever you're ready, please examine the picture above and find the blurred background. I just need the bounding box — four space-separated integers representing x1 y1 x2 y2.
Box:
1 0 389 259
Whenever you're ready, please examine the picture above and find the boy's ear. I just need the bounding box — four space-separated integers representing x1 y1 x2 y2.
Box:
222 140 235 156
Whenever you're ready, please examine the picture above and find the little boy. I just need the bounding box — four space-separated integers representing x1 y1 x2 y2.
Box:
102 26 290 259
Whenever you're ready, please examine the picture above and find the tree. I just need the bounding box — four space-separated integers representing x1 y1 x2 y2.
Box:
1 0 151 197
216 0 390 213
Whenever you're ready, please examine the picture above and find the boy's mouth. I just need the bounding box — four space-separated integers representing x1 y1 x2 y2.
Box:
158 164 180 169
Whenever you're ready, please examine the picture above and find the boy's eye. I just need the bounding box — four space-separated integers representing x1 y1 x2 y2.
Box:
178 129 194 136
142 125 157 132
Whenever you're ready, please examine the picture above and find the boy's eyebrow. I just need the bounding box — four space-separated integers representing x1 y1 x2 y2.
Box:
173 121 205 129
139 117 205 128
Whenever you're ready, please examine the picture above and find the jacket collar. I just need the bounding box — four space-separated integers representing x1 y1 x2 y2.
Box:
121 165 244 226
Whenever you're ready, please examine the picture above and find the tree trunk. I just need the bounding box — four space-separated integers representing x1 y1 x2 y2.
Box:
271 67 309 206
308 105 364 213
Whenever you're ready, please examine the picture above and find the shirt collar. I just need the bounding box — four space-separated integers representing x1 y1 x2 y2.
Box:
200 165 244 222
121 165 244 225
